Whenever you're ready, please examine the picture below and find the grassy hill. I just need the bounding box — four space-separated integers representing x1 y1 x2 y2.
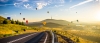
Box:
0 16 40 38
26 19 76 28
41 19 75 25
26 22 65 28
0 16 6 24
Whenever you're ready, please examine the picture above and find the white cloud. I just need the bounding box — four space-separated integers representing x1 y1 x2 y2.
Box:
60 9 68 11
96 0 99 1
14 3 20 6
36 3 47 9
55 5 64 7
0 0 8 2
0 4 14 6
60 0 65 3
13 0 52 10
70 0 72 2
17 0 28 2
4 13 7 14
95 0 100 3
70 0 93 8
24 4 32 9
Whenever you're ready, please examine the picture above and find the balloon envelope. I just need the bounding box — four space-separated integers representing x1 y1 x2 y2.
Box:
26 20 28 24
47 11 49 13
7 17 11 20
23 18 25 20
20 13 21 15
43 21 46 25
71 21 73 23
77 20 78 22
36 8 37 10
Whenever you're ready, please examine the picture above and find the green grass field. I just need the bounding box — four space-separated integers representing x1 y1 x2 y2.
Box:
0 24 40 38
53 29 98 43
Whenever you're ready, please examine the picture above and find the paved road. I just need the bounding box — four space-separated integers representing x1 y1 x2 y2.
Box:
0 32 40 43
0 31 54 43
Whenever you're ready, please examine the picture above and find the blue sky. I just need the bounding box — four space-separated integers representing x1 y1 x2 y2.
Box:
0 0 100 22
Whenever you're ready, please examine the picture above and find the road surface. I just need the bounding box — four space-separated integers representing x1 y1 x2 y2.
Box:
0 31 56 43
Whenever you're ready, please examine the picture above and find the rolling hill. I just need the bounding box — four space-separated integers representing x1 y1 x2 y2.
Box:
0 16 6 24
25 19 76 28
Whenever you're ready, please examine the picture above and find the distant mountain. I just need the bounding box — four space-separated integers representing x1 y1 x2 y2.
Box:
26 22 64 28
41 19 75 26
25 19 76 28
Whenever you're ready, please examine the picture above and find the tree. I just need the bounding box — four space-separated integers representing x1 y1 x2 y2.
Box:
19 22 22 25
11 19 15 24
21 22 24 25
3 19 8 24
76 38 80 42
16 20 19 24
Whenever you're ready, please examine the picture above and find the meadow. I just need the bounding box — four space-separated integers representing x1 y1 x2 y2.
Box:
52 28 98 43
0 24 39 38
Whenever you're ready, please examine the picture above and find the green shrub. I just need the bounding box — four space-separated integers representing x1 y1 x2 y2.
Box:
3 19 8 24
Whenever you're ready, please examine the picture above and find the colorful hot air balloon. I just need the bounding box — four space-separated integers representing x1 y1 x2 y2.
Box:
76 12 77 13
71 21 73 23
7 17 11 20
43 21 46 25
23 18 25 20
77 20 78 22
36 8 37 10
68 24 69 25
26 20 28 24
47 11 49 13
20 13 21 15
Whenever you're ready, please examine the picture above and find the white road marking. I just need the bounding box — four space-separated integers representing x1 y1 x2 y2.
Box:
7 33 37 43
51 30 54 43
43 32 48 43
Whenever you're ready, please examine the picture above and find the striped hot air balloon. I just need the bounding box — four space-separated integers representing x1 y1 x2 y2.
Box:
26 20 28 24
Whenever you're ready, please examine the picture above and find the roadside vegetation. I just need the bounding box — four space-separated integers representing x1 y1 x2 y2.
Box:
53 29 97 43
57 35 67 43
0 16 42 38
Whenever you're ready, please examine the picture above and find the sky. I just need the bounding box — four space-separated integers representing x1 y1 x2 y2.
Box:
0 0 100 23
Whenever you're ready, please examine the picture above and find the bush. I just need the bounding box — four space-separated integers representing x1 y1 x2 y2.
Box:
16 20 19 24
14 31 19 33
3 19 8 24
11 19 15 24
21 22 24 25
19 22 22 25
3 34 12 37
76 38 80 42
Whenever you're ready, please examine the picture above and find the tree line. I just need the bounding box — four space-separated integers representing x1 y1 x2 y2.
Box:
2 19 24 25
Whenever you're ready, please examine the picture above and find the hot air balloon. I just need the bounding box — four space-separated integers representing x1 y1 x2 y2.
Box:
77 20 78 22
20 13 21 15
43 21 46 25
47 11 49 13
71 21 73 23
26 20 28 24
36 8 37 10
23 18 25 20
7 17 11 20
76 12 77 13
68 24 69 25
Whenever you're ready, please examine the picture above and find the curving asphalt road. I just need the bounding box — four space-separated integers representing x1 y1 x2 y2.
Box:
0 32 40 43
0 31 55 43
0 31 59 43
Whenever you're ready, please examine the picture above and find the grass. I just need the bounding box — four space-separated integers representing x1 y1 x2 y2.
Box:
0 24 40 38
53 29 97 43
57 35 67 43
66 30 100 43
